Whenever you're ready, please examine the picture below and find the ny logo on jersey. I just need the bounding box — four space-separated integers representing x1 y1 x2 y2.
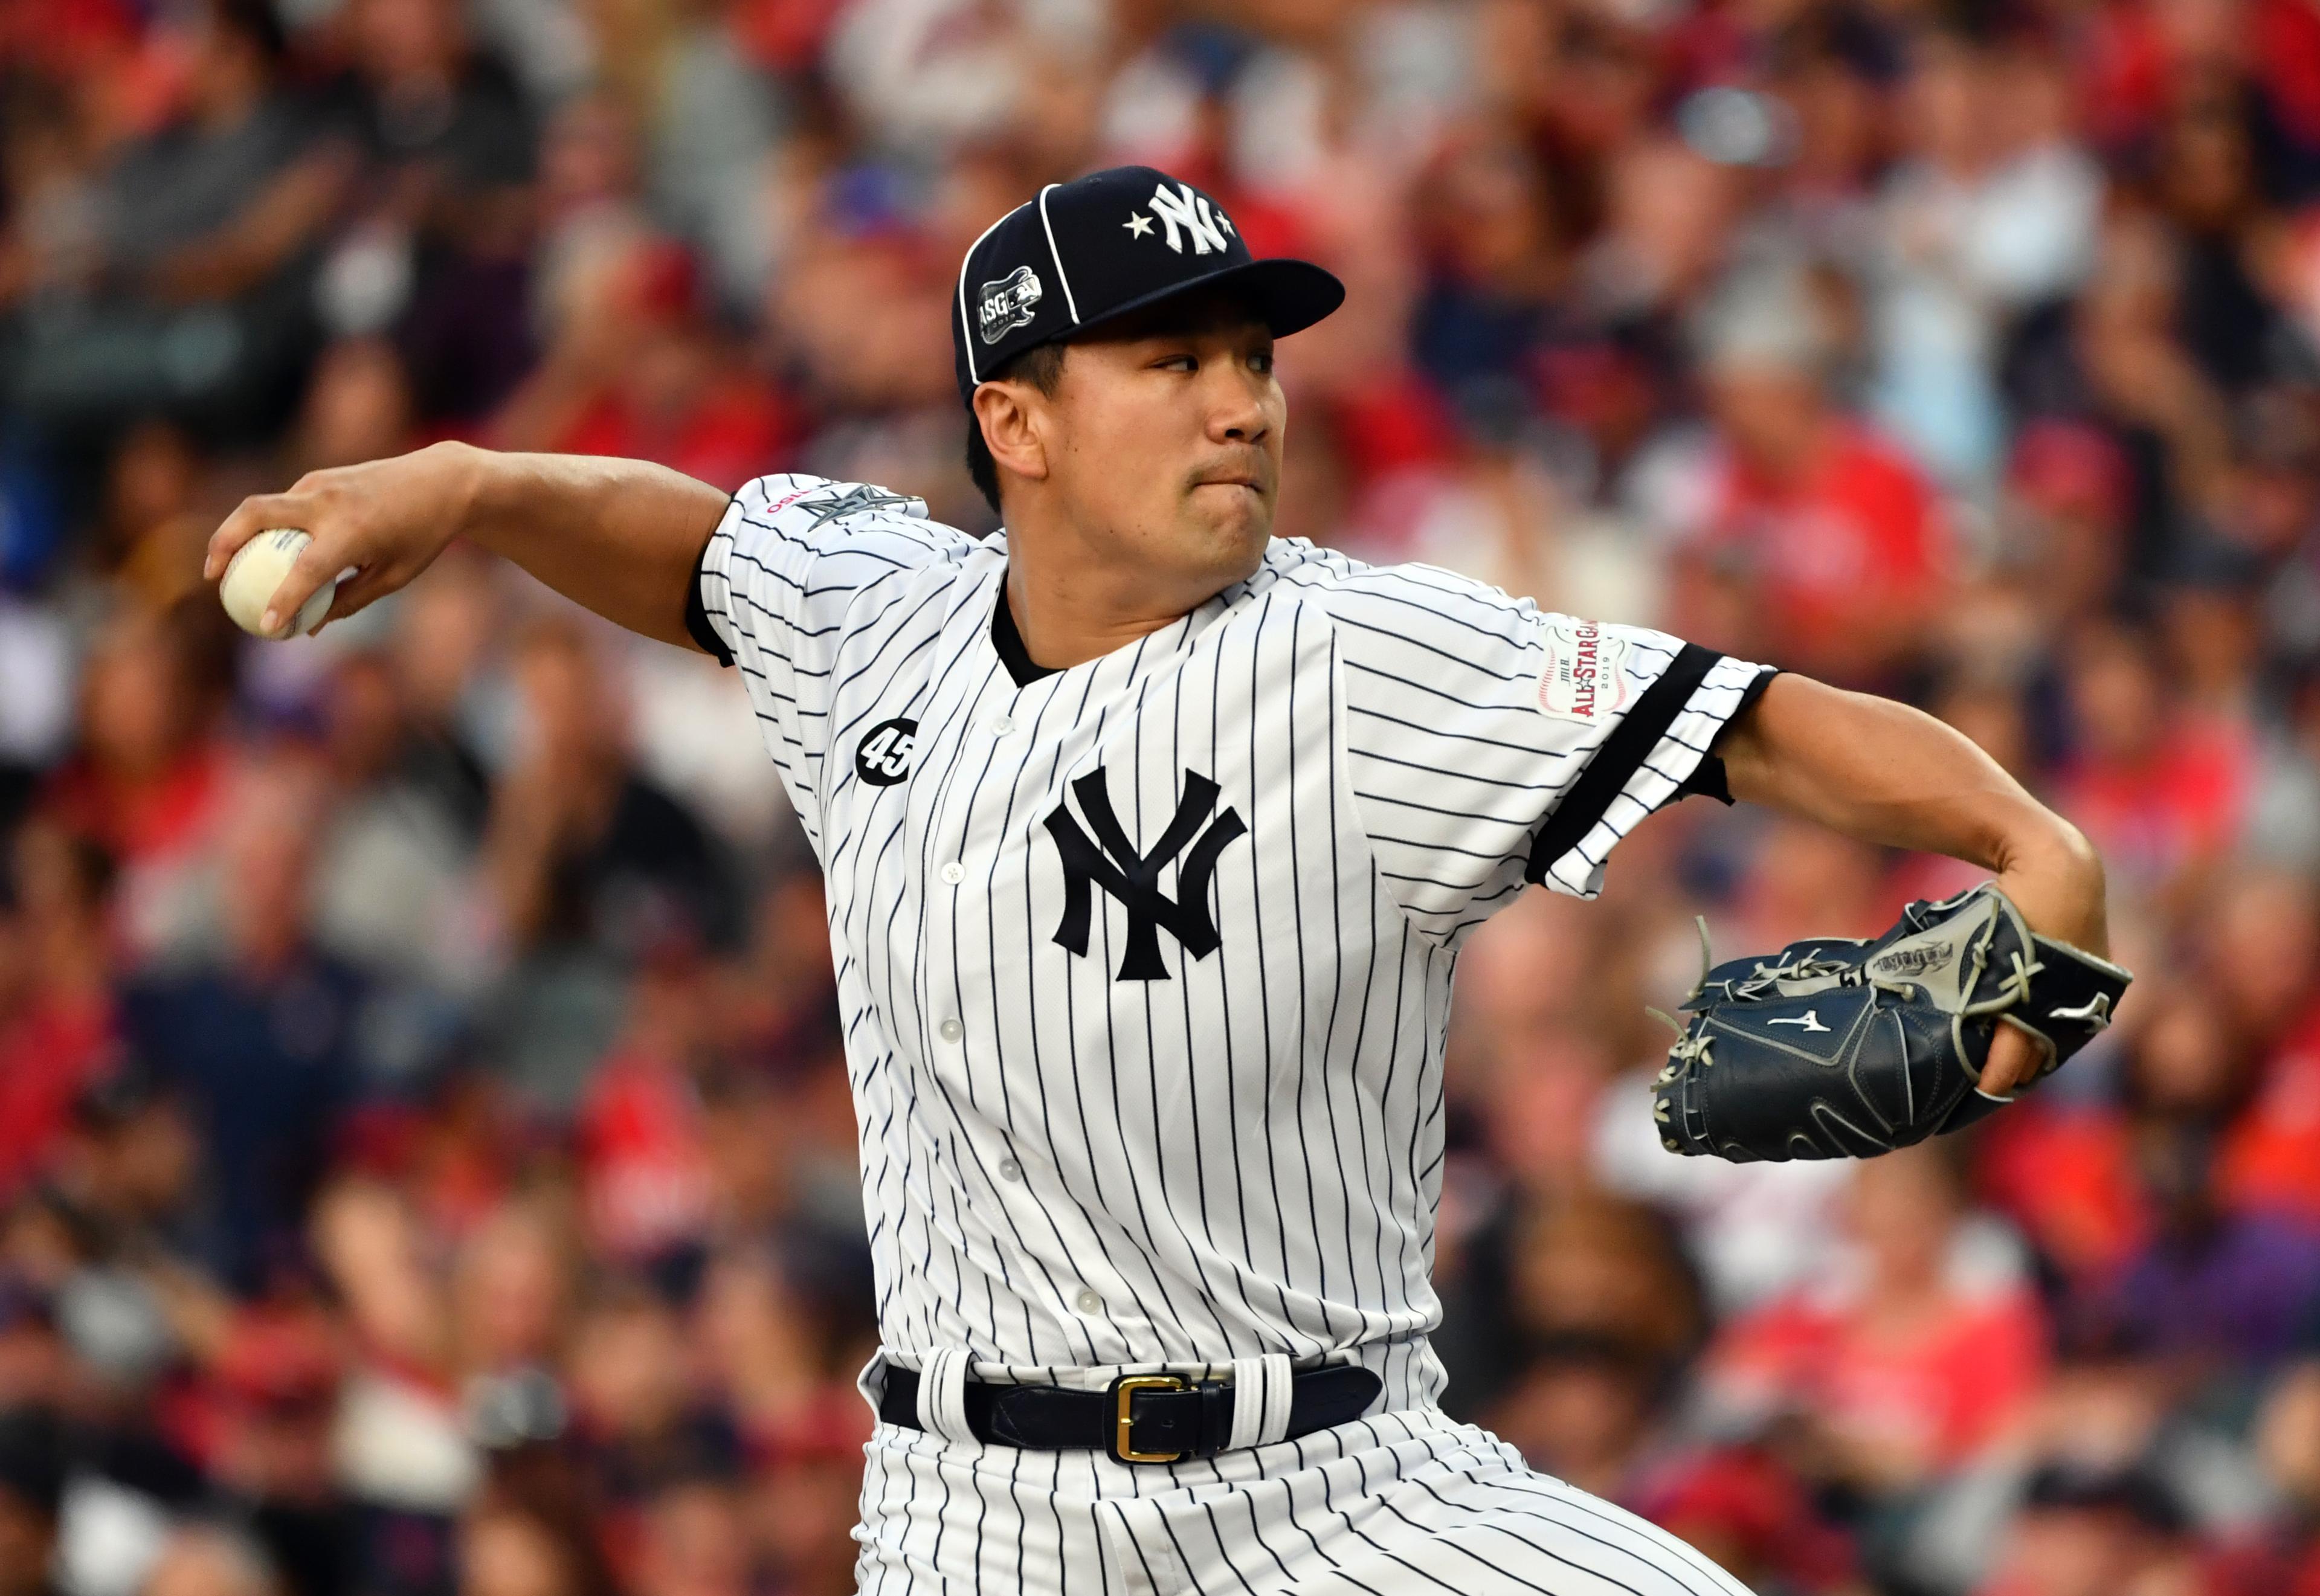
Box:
1043 768 1246 982
1129 183 1236 256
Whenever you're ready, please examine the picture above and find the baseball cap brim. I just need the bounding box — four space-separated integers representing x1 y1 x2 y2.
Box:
1062 256 1347 347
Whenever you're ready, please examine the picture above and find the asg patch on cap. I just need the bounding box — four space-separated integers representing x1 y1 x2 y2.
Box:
979 265 1043 345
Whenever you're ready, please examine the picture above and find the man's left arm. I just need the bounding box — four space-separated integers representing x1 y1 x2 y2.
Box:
1709 671 2109 1096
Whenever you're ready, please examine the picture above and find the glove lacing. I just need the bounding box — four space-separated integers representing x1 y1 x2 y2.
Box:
1996 946 2045 1009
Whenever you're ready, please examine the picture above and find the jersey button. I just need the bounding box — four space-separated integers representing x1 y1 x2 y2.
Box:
997 1159 1022 1183
990 715 1014 735
1075 1289 1103 1315
938 1018 962 1044
939 861 964 885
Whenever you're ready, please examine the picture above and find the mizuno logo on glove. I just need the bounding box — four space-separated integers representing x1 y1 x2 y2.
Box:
1767 1012 1831 1032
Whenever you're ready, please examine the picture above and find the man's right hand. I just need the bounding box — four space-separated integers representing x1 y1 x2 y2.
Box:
205 440 483 636
210 445 728 652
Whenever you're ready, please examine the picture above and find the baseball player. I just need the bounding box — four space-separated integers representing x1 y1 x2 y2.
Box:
208 166 2118 1594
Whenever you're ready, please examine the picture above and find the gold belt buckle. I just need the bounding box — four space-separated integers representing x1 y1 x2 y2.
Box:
1110 1373 1188 1462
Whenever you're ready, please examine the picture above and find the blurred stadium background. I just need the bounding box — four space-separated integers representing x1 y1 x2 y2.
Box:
2 0 2320 1592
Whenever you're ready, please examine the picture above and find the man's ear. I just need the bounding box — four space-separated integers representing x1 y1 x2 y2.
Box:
974 381 1049 487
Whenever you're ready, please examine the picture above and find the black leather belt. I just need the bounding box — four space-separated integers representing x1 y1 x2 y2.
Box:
879 1363 1383 1463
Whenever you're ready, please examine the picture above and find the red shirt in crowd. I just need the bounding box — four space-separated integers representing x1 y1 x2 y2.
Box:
1632 1447 1861 1594
2051 715 2249 897
2081 0 2320 156
554 375 799 497
578 1049 714 1263
40 739 231 960
40 739 226 870
2222 1001 2320 1224
1703 424 1948 680
0 997 110 1195
1977 1101 2147 1285
1710 1273 2048 1475
1979 996 2320 1267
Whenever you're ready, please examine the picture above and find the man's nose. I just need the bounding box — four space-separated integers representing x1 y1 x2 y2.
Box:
1205 363 1271 445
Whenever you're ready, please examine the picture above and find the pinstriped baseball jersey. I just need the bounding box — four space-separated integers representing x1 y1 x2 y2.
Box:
694 472 1774 1418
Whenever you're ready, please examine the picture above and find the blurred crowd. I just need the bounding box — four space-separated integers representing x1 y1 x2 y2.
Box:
3 0 2320 1593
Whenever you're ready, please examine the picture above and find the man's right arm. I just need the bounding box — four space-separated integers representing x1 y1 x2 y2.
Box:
1709 670 2109 1096
203 443 729 649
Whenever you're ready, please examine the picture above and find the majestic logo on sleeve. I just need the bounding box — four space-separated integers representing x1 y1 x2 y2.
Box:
855 718 918 787
1043 768 1246 982
1535 619 1635 725
1135 183 1235 256
978 265 1043 344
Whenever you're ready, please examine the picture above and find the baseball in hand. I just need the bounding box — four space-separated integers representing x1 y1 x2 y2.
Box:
219 528 335 639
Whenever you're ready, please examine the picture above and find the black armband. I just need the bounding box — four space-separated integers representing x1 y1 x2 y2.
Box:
1668 666 1780 808
685 522 733 667
1525 643 1722 882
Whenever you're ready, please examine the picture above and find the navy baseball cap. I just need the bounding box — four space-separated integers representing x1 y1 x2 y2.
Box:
953 165 1344 407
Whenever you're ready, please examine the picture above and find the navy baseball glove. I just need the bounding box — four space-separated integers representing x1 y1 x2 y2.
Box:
1651 881 2132 1162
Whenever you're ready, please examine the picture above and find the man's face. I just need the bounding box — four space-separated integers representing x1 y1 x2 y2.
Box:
1011 294 1285 595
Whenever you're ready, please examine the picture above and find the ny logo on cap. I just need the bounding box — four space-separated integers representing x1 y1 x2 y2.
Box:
979 265 1043 344
1127 182 1236 257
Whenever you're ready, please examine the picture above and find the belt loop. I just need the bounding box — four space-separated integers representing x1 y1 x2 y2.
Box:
915 1349 976 1444
1226 1354 1295 1450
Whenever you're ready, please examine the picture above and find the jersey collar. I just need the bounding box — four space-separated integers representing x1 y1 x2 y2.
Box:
991 582 1060 689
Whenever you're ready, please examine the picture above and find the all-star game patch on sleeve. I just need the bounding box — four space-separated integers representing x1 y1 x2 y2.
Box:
1313 558 1775 942
692 474 971 851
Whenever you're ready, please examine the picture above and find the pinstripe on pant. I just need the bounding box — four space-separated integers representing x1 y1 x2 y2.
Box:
851 1403 1755 1595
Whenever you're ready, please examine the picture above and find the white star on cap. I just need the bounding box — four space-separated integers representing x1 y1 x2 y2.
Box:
1124 213 1154 239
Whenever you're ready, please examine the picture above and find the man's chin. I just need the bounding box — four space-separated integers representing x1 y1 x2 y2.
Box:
1191 493 1272 551
1146 498 1271 598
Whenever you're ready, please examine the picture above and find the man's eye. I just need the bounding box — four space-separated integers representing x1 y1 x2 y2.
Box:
1251 351 1275 374
1158 354 1197 371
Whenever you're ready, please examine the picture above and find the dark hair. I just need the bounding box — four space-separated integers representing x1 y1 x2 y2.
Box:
0 1405 65 1521
217 0 291 62
964 342 1068 516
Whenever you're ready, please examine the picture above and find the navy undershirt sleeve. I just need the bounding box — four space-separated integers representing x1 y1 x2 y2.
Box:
686 518 735 666
1665 666 1780 808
